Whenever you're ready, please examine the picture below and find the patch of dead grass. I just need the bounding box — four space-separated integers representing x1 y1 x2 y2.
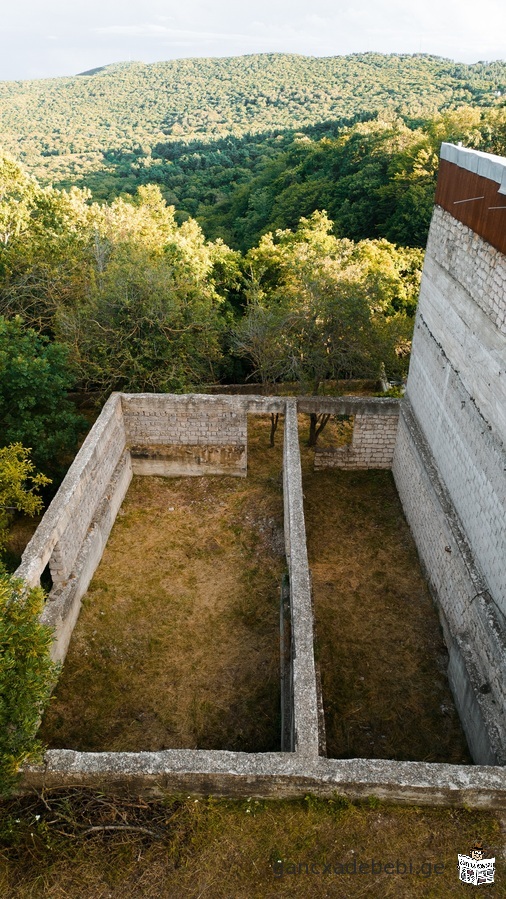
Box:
299 416 471 764
40 416 285 753
2 515 42 574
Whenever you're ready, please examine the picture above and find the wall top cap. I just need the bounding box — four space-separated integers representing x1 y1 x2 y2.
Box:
441 142 506 195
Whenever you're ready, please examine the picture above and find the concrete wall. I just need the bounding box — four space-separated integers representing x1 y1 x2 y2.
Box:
16 394 126 589
282 400 321 756
298 397 399 470
21 750 506 809
15 394 132 663
393 143 506 766
122 393 249 476
40 450 133 664
393 402 505 765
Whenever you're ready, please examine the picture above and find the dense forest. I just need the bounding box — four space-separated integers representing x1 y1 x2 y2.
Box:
1 52 505 188
0 52 505 490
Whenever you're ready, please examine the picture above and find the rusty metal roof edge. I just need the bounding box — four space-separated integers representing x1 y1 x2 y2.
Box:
441 143 506 195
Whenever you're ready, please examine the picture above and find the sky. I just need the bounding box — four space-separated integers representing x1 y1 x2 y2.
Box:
1 0 505 82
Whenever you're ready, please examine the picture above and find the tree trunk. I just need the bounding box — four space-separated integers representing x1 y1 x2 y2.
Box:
308 412 331 447
269 412 279 447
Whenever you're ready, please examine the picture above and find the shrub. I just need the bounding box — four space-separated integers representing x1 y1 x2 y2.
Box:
0 315 86 480
0 443 51 554
0 572 59 796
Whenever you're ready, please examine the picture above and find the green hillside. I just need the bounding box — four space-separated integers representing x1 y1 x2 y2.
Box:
1 52 505 190
1 51 505 434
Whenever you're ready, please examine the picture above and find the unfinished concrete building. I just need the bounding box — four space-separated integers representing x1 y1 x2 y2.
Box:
17 143 506 808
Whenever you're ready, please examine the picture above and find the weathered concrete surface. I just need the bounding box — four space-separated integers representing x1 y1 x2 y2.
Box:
121 392 247 446
15 393 126 589
315 407 399 470
40 450 133 663
283 400 321 757
20 750 506 809
394 402 506 765
14 393 131 663
406 213 506 616
298 397 399 416
393 145 506 767
130 443 246 477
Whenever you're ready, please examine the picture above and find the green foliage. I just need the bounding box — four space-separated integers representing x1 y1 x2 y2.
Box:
0 316 85 477
1 52 505 194
53 188 232 395
0 445 50 552
234 213 416 391
0 572 59 796
1 52 504 253
195 106 506 251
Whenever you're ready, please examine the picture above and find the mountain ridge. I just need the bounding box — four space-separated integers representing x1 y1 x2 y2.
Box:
1 52 505 188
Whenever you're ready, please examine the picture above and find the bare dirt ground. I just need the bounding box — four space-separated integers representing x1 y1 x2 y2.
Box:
299 416 471 764
40 415 285 753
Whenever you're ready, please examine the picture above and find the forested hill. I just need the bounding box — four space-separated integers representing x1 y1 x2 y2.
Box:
1 52 506 188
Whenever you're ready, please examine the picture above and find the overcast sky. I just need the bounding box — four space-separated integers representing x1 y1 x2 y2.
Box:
1 0 505 82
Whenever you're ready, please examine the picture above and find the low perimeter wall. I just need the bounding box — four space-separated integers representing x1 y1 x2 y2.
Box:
14 390 506 806
21 751 506 810
15 394 131 663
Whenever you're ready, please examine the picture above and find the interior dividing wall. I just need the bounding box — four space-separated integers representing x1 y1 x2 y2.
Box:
282 399 321 755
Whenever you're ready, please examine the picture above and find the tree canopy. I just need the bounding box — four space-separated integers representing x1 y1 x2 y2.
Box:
235 212 416 392
0 316 85 477
1 52 505 192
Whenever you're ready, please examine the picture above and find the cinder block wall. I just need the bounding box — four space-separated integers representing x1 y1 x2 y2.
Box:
121 393 248 476
303 398 399 470
15 394 132 662
393 144 506 765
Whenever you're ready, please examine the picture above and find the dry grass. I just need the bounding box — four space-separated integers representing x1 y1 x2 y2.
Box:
299 416 471 764
0 790 504 898
39 415 286 753
2 400 504 897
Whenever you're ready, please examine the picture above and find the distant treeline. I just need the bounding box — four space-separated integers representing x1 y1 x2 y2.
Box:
59 106 506 252
1 52 506 485
0 51 505 194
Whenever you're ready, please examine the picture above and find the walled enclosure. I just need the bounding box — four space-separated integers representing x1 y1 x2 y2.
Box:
16 144 506 808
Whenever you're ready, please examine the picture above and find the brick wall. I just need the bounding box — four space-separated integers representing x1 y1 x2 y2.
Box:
121 393 248 476
313 406 399 470
407 220 506 616
393 402 506 764
428 206 506 336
